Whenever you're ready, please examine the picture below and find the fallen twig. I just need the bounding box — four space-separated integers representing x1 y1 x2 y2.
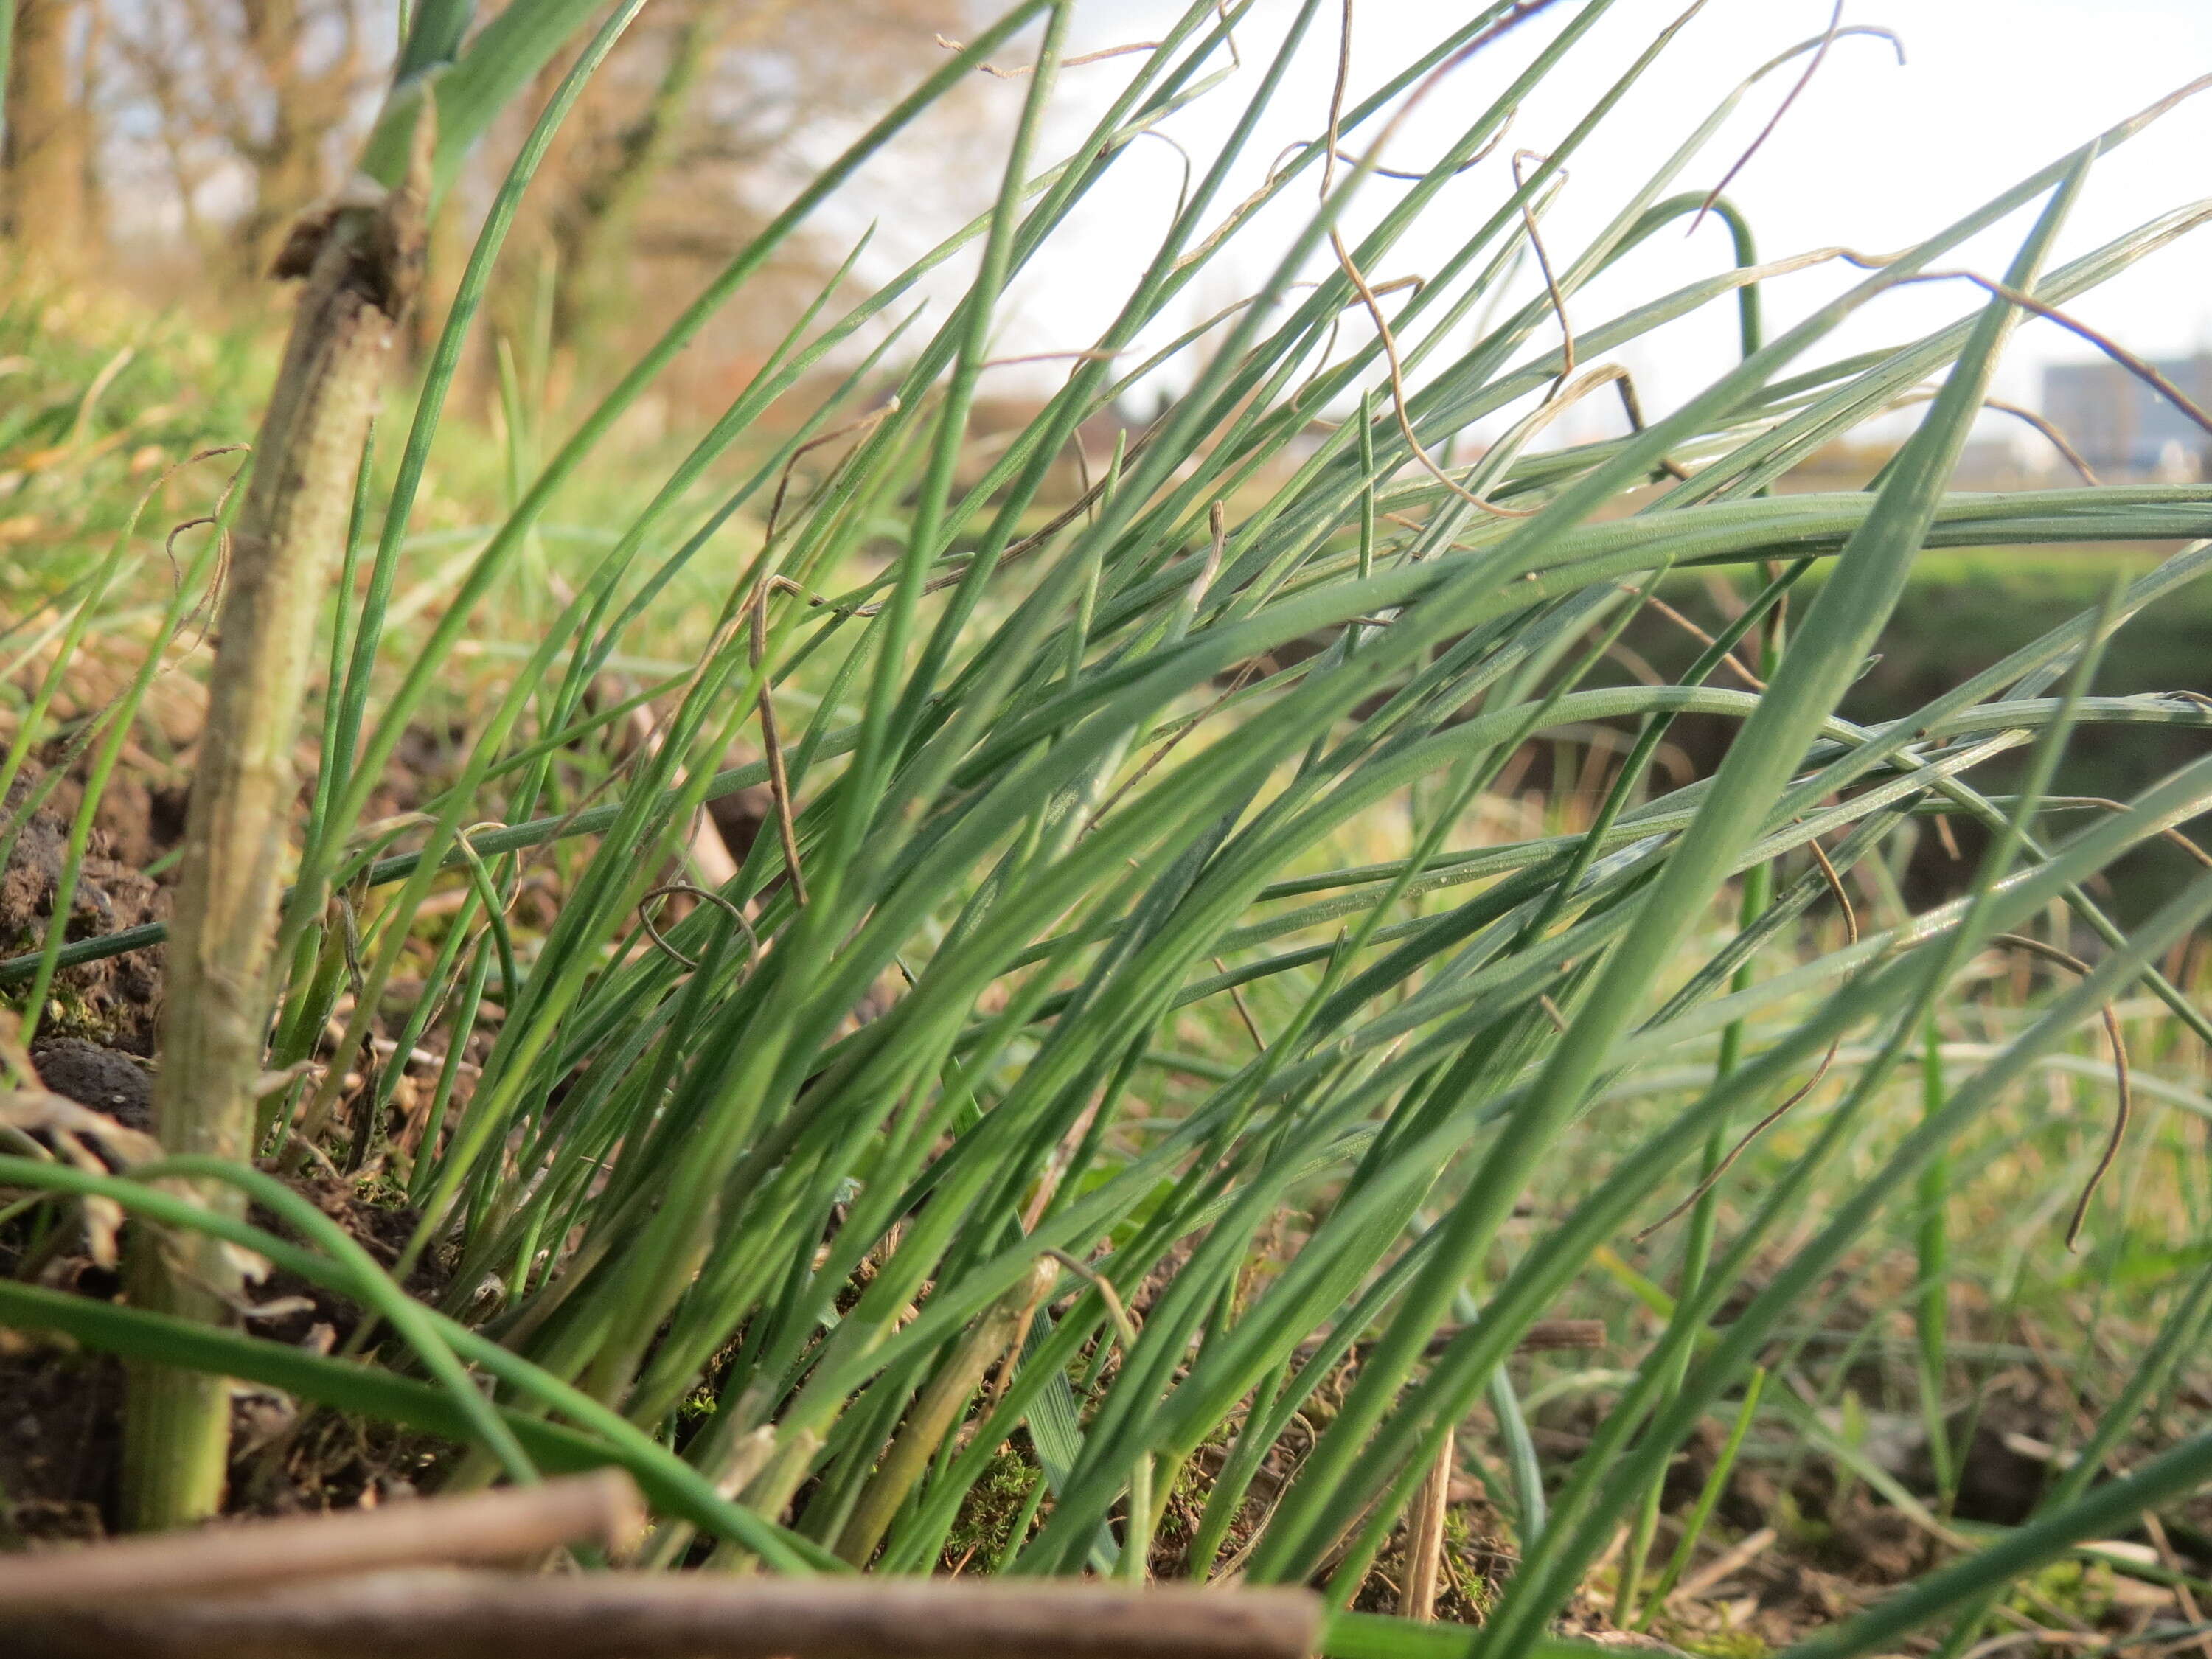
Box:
21 1569 1324 1659
1670 1523 1777 1603
0 1470 643 1615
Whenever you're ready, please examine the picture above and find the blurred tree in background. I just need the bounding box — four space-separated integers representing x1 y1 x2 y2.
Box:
4 0 94 268
4 0 976 394
518 0 967 360
109 0 375 276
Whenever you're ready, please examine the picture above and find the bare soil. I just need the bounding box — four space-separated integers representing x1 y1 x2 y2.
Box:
1 770 171 1054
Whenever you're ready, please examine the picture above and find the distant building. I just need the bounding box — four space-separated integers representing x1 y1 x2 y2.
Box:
2042 351 2212 478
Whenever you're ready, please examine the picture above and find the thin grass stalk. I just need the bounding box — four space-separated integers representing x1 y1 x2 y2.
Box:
1914 1012 1956 1503
1616 588 1787 1627
0 0 12 175
0 495 139 836
270 420 378 1068
1634 1366 1765 1628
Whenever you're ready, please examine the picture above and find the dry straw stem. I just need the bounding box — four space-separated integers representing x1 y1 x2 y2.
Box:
1846 254 2212 439
0 1470 644 1614
18 1573 1324 1659
1322 0 1571 521
636 882 761 974
936 31 1166 79
748 592 808 907
1511 147 1576 399
1395 1437 1455 1619
1984 931 2134 1248
1688 0 1856 232
1627 585 1766 692
2051 796 2212 871
123 118 432 1528
1882 389 2102 484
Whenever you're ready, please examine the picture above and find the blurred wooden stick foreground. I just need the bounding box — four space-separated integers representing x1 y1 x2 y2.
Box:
7 1465 1323 1659
0 1468 644 1613
20 1569 1324 1659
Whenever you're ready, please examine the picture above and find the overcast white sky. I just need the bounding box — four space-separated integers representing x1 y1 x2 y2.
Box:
911 0 2212 451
